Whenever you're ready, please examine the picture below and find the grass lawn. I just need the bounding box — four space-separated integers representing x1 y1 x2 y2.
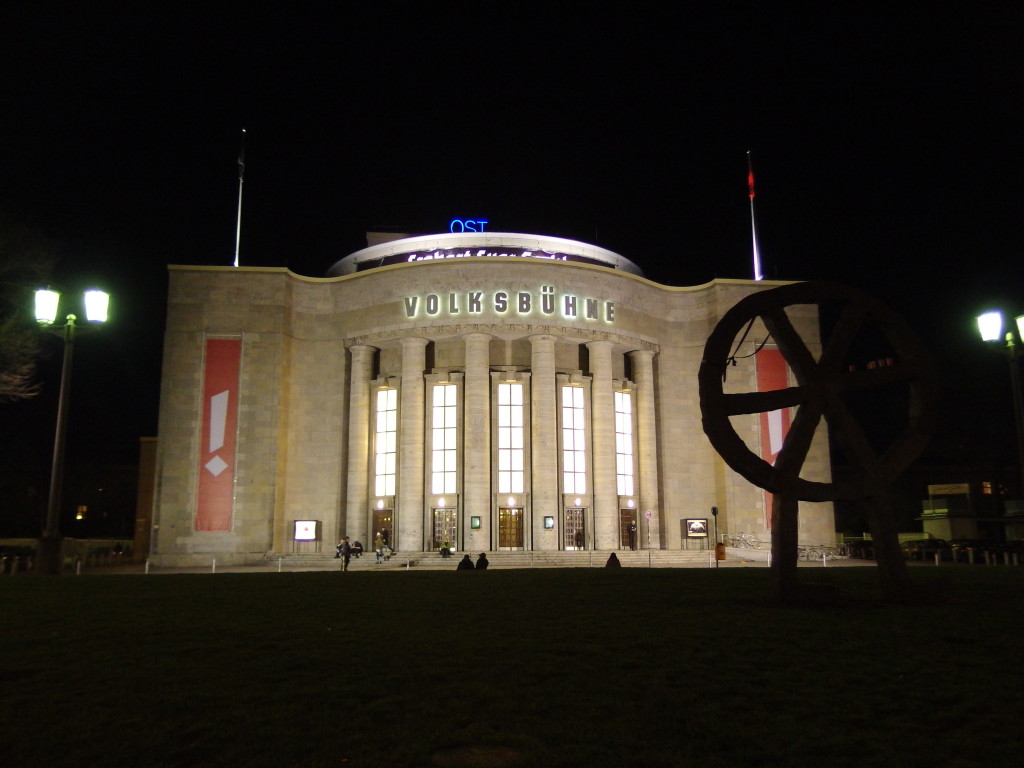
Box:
2 567 1022 767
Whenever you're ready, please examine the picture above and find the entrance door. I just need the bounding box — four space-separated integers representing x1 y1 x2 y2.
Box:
564 508 585 550
620 510 637 550
372 509 394 550
433 508 457 551
498 507 524 549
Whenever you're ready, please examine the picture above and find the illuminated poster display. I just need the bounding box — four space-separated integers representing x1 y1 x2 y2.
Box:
685 519 709 538
196 338 241 532
756 348 791 528
293 520 320 541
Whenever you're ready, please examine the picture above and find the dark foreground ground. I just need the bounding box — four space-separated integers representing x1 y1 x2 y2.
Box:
2 567 1021 767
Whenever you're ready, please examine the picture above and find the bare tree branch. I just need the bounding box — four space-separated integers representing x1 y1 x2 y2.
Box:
0 211 57 401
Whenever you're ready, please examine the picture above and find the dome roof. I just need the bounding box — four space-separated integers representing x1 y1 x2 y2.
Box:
326 232 643 277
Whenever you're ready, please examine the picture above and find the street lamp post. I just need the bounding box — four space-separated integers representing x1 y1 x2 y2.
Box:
977 311 1024 497
34 288 109 575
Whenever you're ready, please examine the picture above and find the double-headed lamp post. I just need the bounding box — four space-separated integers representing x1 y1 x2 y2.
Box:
977 310 1024 497
34 288 110 575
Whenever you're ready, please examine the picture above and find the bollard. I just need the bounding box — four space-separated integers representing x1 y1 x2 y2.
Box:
212 558 216 574
145 558 150 574
968 549 975 566
934 552 940 566
76 558 82 576
278 557 282 573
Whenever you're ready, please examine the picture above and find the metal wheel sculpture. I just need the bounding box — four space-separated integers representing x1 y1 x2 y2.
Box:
698 281 937 599
699 281 936 503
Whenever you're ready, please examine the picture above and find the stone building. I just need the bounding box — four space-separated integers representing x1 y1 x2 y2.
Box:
148 232 834 566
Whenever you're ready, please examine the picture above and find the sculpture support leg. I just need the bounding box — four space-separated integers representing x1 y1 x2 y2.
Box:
863 494 912 601
770 493 799 601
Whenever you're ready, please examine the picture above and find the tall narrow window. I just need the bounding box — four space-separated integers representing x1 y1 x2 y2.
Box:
497 382 524 493
561 385 586 494
374 388 397 497
431 383 458 494
615 390 634 496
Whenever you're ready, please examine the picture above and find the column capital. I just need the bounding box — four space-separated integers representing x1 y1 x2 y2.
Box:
529 333 558 347
399 336 429 350
628 348 655 361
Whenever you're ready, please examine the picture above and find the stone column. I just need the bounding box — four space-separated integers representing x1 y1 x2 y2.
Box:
630 349 660 548
587 340 617 550
463 333 491 551
530 334 558 551
398 337 428 551
345 345 375 545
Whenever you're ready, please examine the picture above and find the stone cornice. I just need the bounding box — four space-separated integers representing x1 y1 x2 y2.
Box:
346 323 659 353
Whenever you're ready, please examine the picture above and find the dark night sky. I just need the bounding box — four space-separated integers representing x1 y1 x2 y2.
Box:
2 5 1022 494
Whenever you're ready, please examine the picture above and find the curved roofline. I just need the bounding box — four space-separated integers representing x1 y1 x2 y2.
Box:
169 263 795 296
326 232 643 276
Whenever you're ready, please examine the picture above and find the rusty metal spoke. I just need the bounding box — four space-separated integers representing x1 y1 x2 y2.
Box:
721 387 807 416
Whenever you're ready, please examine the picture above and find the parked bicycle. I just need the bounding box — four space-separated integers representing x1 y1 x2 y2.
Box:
798 544 848 561
725 532 762 549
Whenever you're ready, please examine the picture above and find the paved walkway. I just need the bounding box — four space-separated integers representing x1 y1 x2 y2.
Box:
53 551 882 576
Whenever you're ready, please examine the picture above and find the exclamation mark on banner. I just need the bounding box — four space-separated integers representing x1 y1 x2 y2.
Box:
205 390 230 476
767 409 784 461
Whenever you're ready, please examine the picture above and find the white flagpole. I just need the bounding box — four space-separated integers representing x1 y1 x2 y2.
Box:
747 150 764 281
234 128 246 268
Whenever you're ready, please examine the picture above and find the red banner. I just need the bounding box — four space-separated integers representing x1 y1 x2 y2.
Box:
196 339 241 532
756 348 791 528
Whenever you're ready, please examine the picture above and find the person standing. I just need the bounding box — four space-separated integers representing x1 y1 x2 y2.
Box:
340 537 352 571
627 522 637 551
374 531 384 563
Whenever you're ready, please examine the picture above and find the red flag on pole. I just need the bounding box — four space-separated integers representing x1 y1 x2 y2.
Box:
747 151 755 199
747 150 763 281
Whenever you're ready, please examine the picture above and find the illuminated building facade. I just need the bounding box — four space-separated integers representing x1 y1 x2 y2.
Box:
149 232 835 565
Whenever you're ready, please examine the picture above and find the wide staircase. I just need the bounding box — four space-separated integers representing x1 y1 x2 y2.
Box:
263 548 713 571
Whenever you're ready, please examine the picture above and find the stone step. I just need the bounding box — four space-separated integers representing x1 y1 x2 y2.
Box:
264 549 715 570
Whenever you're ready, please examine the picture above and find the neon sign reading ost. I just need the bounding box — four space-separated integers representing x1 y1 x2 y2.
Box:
449 218 489 233
404 285 615 324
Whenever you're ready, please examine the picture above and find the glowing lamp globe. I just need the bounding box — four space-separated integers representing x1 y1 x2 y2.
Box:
34 289 61 325
977 311 1004 343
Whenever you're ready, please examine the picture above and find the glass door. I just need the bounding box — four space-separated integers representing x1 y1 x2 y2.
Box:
433 508 457 552
564 508 585 550
498 507 524 549
619 510 637 550
372 510 393 550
